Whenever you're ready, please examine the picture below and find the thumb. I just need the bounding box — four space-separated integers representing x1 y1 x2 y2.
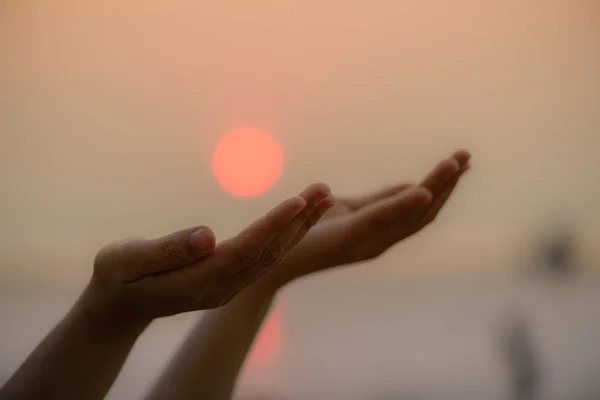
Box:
109 226 217 283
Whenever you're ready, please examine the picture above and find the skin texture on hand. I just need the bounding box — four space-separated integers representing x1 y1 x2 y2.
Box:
0 183 334 400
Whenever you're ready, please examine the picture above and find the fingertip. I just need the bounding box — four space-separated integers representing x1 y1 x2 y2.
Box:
299 182 332 205
263 195 307 224
453 149 471 166
188 226 216 251
306 182 331 194
316 193 336 213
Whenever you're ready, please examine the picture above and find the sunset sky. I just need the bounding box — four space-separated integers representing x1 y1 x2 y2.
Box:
1 0 599 286
1 2 600 399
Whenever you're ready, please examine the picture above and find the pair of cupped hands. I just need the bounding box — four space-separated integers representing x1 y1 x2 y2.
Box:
84 151 470 327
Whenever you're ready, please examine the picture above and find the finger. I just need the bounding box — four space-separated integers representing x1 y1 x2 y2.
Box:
298 182 332 207
352 187 432 234
157 190 315 301
283 192 336 250
452 149 471 168
266 183 333 251
417 164 469 229
223 183 330 270
233 195 307 250
344 183 415 210
420 157 460 198
118 226 216 283
215 194 334 307
378 161 471 250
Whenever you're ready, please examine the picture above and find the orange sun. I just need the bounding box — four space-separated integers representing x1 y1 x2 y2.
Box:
212 128 284 197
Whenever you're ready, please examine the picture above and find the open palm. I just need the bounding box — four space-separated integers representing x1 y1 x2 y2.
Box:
270 150 471 286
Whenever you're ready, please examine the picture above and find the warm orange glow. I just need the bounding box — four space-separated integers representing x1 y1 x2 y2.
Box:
248 304 283 365
212 128 284 197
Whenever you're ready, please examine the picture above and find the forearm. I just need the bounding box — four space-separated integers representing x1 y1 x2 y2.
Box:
145 282 277 400
0 286 149 400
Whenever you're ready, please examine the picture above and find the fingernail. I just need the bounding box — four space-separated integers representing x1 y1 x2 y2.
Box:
189 229 211 250
319 194 336 206
316 193 335 206
310 189 330 206
316 195 335 213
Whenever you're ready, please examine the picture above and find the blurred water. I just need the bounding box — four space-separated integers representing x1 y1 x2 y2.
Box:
1 268 599 400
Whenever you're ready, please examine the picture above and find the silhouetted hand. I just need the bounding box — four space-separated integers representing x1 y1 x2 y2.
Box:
263 150 471 287
82 183 335 323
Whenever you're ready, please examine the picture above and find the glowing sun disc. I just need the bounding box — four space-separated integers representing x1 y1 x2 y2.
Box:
212 128 284 197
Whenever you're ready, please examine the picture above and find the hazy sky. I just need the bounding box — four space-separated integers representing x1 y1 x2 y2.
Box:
1 3 600 399
1 0 599 285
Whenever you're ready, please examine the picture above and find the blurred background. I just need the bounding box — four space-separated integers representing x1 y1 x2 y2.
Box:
1 0 599 399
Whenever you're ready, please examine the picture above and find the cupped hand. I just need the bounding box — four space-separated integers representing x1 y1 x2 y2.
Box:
264 150 471 287
81 183 335 323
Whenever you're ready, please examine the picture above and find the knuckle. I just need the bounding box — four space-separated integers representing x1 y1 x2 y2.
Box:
93 240 129 279
93 246 111 270
94 238 143 272
94 242 120 269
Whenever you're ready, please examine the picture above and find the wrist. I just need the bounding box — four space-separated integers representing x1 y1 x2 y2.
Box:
245 274 282 297
73 282 151 337
264 254 331 291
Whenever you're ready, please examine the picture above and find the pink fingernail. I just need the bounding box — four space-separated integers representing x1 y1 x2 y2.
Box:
189 229 211 250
